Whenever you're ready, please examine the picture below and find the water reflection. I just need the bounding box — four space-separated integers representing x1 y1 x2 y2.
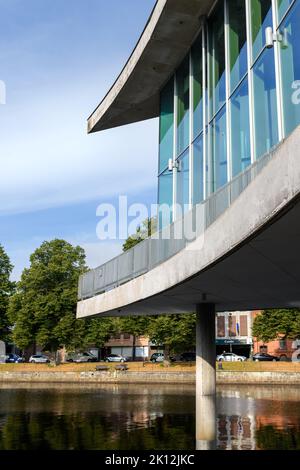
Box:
0 383 299 450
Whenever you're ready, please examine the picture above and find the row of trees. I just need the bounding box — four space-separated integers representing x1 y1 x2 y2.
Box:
0 238 196 358
0 216 300 358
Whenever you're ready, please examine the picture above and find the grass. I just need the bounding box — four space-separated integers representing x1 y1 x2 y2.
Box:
0 361 299 373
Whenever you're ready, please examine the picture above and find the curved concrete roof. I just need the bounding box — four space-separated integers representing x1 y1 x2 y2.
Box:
77 126 300 317
88 0 214 133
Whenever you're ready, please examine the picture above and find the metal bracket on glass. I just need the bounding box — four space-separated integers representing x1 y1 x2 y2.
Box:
265 27 285 49
168 158 180 171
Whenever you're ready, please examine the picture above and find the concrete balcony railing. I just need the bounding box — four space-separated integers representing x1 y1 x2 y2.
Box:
78 148 275 301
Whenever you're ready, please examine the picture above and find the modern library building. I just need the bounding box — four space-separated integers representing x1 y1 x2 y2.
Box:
77 0 300 448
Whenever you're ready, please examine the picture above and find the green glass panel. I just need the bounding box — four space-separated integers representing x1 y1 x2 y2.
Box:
253 48 279 158
208 1 226 118
176 149 190 213
211 106 227 191
192 34 203 137
159 79 174 173
228 0 248 92
230 78 251 176
251 0 273 61
279 1 300 136
193 134 204 205
177 56 190 155
158 169 173 229
277 0 294 22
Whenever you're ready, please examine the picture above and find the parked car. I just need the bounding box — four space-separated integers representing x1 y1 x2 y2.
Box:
252 353 279 362
29 354 50 363
217 352 247 362
150 353 175 363
5 353 24 363
67 352 97 362
104 354 128 363
179 352 196 362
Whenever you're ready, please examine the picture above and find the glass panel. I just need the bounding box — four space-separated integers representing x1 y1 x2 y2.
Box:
277 0 294 22
230 77 251 176
176 149 190 213
279 1 300 136
211 106 227 191
253 48 279 158
159 79 174 173
177 56 190 155
251 0 273 61
193 134 204 205
228 0 248 92
208 1 226 118
158 169 173 228
192 34 203 138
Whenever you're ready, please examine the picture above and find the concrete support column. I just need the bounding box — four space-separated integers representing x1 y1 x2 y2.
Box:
196 303 216 450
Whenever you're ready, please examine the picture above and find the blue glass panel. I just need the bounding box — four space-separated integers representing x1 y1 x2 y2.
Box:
159 79 174 173
251 0 273 61
278 0 294 22
253 48 279 158
231 78 251 176
192 34 203 138
177 56 190 155
193 134 204 205
211 106 227 191
208 1 226 118
176 149 190 214
158 169 173 228
279 1 300 136
228 0 248 92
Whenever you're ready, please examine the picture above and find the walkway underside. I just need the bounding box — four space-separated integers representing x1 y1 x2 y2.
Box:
77 127 300 318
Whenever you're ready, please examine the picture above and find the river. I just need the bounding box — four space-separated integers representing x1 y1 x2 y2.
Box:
0 383 299 450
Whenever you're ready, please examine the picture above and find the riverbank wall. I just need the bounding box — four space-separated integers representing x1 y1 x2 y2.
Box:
0 370 300 385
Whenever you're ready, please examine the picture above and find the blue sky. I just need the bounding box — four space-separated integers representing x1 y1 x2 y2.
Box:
0 0 158 280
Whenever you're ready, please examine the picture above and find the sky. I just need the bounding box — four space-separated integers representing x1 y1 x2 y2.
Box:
0 0 158 280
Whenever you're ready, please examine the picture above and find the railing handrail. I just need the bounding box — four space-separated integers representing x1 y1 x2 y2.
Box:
79 144 277 301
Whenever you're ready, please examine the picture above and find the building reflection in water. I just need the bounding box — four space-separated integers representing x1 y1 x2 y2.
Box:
0 384 299 450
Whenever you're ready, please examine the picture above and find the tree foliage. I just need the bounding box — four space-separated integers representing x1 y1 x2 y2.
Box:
148 314 196 357
122 218 157 252
0 245 15 341
252 309 300 343
8 239 87 352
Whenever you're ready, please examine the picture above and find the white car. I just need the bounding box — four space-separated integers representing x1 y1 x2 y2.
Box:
217 352 247 362
29 354 50 363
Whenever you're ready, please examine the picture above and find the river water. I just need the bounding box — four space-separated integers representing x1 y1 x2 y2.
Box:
0 383 299 450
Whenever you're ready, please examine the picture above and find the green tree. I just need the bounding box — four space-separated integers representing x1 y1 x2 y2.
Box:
118 316 151 360
84 317 117 351
252 309 300 343
8 239 87 357
122 217 157 252
148 314 196 359
0 244 15 341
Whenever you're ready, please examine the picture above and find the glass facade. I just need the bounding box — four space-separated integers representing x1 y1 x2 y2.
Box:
157 0 300 229
253 48 279 157
251 0 273 61
176 150 190 213
177 56 190 154
231 78 251 176
159 80 174 174
228 0 248 92
211 107 227 191
192 34 203 138
193 134 204 205
208 2 226 118
278 0 300 135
